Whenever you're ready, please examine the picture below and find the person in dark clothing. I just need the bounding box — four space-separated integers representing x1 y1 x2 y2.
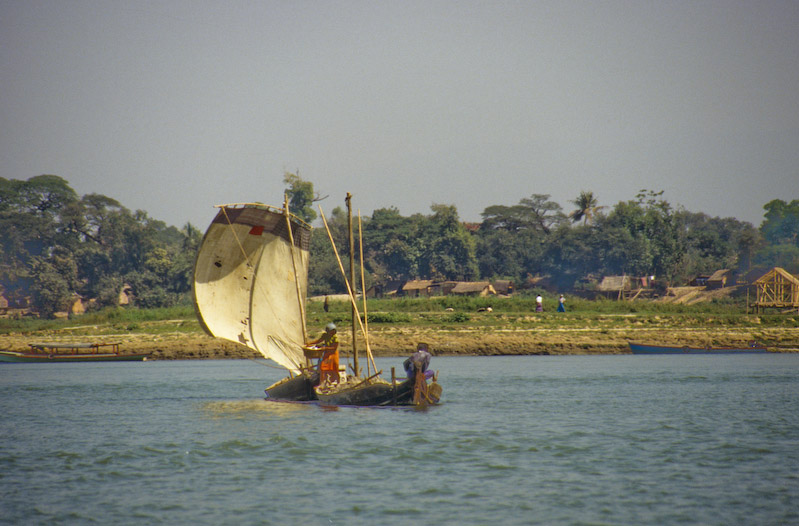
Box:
404 343 434 380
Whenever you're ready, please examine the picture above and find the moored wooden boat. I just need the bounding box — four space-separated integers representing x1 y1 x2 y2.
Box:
0 343 149 363
629 342 768 354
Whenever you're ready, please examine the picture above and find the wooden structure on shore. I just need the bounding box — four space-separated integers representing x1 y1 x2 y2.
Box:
597 275 654 301
752 267 799 313
450 281 497 297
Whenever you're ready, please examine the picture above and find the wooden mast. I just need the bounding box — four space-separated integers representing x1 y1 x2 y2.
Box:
358 210 372 377
346 193 359 377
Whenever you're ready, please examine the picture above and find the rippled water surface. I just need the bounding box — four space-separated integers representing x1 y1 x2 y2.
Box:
2 355 798 525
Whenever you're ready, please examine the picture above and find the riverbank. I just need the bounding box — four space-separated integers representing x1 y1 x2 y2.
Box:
1 318 797 359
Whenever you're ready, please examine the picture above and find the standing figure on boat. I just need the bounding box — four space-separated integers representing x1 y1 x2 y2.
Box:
307 323 339 387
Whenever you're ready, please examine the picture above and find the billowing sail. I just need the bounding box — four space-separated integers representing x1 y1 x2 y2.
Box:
192 204 311 372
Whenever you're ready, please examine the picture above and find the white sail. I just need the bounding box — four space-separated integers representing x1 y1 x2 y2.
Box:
192 204 311 372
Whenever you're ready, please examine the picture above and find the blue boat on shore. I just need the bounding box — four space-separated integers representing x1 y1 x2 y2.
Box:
629 342 768 354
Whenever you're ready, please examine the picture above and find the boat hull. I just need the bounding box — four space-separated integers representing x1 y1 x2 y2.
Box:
264 371 319 401
0 351 150 363
315 377 442 407
629 342 768 355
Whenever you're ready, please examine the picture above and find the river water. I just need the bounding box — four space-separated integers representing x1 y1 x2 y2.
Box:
1 354 797 525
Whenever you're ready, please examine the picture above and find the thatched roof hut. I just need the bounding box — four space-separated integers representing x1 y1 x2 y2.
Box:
402 280 433 297
598 276 631 291
450 281 497 297
492 280 514 295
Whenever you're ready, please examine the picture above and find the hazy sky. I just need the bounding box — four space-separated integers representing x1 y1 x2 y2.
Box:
2 1 797 230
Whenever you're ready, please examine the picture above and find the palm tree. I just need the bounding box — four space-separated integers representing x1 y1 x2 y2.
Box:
569 191 605 225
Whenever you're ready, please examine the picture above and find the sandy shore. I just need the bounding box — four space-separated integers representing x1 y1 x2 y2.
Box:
2 323 797 359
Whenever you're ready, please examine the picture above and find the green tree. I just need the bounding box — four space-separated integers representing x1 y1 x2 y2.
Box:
477 194 563 282
678 212 758 280
598 191 686 283
519 194 567 234
417 204 477 281
542 224 597 289
754 200 799 272
361 207 420 281
283 171 319 223
569 190 605 225
29 258 72 317
760 199 799 246
0 175 78 308
481 194 565 234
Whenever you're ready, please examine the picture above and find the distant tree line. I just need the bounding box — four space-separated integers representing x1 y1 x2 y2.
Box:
2 174 798 316
288 177 798 296
0 175 200 317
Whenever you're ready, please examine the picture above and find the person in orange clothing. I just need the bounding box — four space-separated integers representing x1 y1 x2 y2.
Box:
307 323 339 386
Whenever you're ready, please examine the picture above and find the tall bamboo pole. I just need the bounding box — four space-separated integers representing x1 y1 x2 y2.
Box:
345 193 359 377
283 196 308 367
358 210 372 377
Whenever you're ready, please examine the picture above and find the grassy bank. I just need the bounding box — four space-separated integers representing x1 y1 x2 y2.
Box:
1 297 797 359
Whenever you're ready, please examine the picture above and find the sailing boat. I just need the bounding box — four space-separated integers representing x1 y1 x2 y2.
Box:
192 202 318 401
192 198 441 406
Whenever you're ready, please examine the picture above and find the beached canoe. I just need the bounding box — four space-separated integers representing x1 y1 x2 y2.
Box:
628 342 768 354
0 343 149 363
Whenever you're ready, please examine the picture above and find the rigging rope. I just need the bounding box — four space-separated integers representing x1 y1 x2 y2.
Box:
220 206 252 267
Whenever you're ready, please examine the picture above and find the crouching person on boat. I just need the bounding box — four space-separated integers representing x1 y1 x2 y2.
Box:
404 343 434 380
404 343 440 405
306 323 339 387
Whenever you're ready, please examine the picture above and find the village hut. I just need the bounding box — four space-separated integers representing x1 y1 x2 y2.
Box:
450 281 497 297
428 281 458 296
492 280 514 295
706 269 736 289
366 280 405 299
753 267 799 313
597 275 632 300
402 280 433 298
